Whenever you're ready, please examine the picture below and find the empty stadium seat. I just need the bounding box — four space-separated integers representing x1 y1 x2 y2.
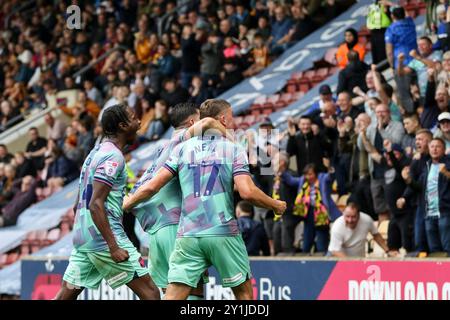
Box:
47 228 61 243
311 68 329 86
6 252 19 265
0 254 7 267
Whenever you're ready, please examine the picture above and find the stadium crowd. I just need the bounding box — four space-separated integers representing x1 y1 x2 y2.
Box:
0 0 450 262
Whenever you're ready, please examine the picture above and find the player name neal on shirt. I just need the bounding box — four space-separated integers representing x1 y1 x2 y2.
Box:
179 304 270 317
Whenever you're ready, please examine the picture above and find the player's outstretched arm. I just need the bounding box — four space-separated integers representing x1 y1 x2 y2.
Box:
90 181 129 262
123 167 174 211
234 174 287 215
185 117 228 140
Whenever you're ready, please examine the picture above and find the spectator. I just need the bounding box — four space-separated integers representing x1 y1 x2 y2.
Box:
287 115 331 175
372 64 403 121
421 68 449 130
44 113 67 144
269 5 294 55
337 91 363 121
25 127 48 171
434 112 450 154
143 99 170 141
200 32 223 89
180 23 201 89
83 79 103 107
328 203 391 257
0 144 13 164
399 36 443 98
217 59 243 94
433 4 449 52
0 176 37 227
13 152 36 179
272 152 302 254
0 100 23 132
0 163 17 207
75 118 95 160
306 84 335 116
281 163 341 254
42 139 79 191
236 201 271 256
242 33 270 78
366 0 391 64
369 140 413 252
188 75 210 105
358 103 405 221
402 113 422 157
385 6 417 70
407 138 450 255
160 78 190 109
337 50 370 95
336 28 366 69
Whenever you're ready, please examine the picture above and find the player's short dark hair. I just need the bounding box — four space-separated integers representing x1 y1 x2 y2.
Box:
169 102 199 128
101 103 130 137
237 201 254 217
199 99 231 119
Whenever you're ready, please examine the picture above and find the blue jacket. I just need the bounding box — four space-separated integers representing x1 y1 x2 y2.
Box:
237 216 270 256
281 171 342 221
410 156 450 217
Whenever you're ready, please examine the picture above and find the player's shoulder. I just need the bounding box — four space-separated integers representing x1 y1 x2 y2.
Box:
98 142 125 163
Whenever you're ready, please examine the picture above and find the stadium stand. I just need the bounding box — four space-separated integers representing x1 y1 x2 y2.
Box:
1 0 450 300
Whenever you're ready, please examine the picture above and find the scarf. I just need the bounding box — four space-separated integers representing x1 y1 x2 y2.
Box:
272 174 282 222
293 180 329 226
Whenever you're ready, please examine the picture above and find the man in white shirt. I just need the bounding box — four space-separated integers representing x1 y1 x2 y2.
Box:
328 203 393 257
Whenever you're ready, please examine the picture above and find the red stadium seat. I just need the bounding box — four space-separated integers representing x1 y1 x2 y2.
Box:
46 228 61 244
311 68 329 86
0 254 7 267
286 83 298 93
234 116 244 127
292 91 305 102
287 71 303 86
6 252 19 265
328 66 340 76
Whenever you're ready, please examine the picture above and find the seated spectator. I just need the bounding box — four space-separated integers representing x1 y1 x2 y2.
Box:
328 203 392 257
217 59 243 94
281 163 341 254
75 118 95 159
25 127 48 171
0 176 38 227
44 113 67 145
13 152 36 179
0 144 13 164
223 37 240 59
434 112 450 154
142 100 169 141
236 200 270 256
41 139 79 196
336 28 366 69
269 5 294 55
188 76 211 106
0 100 23 133
337 50 370 96
160 78 190 108
0 163 17 208
242 33 270 78
63 134 83 166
